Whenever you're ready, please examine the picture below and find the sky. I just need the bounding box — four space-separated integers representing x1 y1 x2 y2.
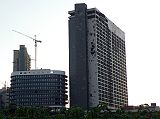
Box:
0 0 160 106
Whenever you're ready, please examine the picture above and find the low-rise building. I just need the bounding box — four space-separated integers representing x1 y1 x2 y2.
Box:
10 69 68 109
124 103 160 112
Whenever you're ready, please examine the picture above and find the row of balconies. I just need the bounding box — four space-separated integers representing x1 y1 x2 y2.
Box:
97 53 112 60
11 77 65 81
97 55 112 61
12 91 66 95
112 62 126 69
98 93 126 99
97 33 111 42
97 49 112 57
97 32 111 40
11 92 68 98
113 80 127 87
12 74 66 78
97 48 112 54
114 60 126 66
97 48 111 55
112 52 126 59
96 51 125 63
113 88 127 94
97 79 127 90
11 87 66 91
112 45 125 52
97 35 111 43
112 38 125 45
113 70 126 76
113 91 128 98
98 90 126 98
112 72 127 78
112 48 125 55
11 83 66 87
97 74 113 80
97 35 110 43
14 95 66 99
98 94 128 103
95 16 108 28
96 22 110 31
16 101 65 106
112 40 125 45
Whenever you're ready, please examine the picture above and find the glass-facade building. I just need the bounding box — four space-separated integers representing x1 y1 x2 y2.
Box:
10 69 68 108
69 3 128 109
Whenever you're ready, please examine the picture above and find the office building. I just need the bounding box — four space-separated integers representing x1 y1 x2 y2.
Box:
13 45 31 71
69 3 128 109
10 69 68 108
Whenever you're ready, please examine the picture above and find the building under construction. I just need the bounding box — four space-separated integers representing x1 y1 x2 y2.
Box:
13 45 31 71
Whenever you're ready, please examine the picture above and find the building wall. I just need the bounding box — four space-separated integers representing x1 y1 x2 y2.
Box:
69 3 89 109
10 69 68 108
19 45 31 71
13 45 31 71
69 3 128 109
87 17 99 108
108 20 128 107
13 50 19 71
88 10 128 108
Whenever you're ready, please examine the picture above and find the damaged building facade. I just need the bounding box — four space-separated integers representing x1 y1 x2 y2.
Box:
69 3 128 109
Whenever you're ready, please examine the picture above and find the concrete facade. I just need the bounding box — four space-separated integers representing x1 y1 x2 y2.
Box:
69 3 128 109
13 45 31 71
69 4 89 109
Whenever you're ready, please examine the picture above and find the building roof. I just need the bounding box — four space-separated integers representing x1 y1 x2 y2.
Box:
11 69 65 76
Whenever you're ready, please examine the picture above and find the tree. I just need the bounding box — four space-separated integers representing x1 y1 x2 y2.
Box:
65 107 85 119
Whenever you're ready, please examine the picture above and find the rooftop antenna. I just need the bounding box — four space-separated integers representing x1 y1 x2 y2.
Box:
12 30 42 69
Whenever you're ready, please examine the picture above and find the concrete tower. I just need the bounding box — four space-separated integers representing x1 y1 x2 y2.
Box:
13 45 31 71
69 3 128 109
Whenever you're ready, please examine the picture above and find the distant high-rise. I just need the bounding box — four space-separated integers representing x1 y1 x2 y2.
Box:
13 45 31 71
69 3 128 109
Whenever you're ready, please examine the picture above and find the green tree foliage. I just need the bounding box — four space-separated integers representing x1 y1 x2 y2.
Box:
65 107 85 119
1 103 160 119
54 114 65 119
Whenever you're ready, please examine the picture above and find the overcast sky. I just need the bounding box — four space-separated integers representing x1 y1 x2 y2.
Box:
0 0 160 106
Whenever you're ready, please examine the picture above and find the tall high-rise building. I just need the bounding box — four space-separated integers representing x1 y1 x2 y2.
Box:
13 45 31 71
69 3 128 109
10 69 68 108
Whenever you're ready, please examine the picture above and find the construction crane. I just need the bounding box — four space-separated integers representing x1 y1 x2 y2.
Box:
12 30 42 69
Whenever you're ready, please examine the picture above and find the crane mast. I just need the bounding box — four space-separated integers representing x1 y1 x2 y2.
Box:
12 30 42 69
